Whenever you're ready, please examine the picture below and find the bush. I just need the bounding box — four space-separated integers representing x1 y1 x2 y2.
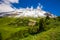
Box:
8 18 29 27
0 33 2 40
57 16 60 21
28 26 39 35
39 18 46 31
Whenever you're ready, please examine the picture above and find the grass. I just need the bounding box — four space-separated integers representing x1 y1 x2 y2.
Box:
0 17 60 40
21 27 60 40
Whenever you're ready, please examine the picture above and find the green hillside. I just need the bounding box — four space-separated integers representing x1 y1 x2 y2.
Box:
0 17 60 40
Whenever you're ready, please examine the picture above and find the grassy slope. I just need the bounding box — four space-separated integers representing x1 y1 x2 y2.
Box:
0 17 60 40
21 27 60 40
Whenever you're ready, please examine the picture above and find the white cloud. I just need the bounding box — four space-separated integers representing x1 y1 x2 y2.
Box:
0 3 15 12
3 0 19 4
8 0 19 3
0 0 19 12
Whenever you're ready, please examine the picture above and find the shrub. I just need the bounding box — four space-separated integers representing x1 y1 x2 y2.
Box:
0 33 2 40
8 18 29 27
28 26 39 35
57 16 60 21
39 18 46 31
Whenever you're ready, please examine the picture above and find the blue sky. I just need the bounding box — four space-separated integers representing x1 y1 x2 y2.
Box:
0 0 60 16
12 0 60 16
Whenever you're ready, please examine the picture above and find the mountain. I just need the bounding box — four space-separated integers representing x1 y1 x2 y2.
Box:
0 6 57 18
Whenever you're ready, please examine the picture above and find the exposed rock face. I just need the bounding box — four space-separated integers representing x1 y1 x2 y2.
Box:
44 12 57 18
28 19 37 27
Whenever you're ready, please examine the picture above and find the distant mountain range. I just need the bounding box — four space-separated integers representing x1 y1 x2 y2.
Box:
0 6 57 18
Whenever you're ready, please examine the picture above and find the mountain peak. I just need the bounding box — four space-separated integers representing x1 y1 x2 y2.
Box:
0 7 57 18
